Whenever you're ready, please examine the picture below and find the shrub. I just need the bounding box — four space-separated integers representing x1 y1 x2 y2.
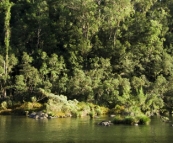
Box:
71 109 80 117
78 102 90 112
88 110 96 118
100 106 110 114
113 116 124 124
20 102 33 110
113 115 150 125
32 102 43 109
124 116 138 125
31 96 37 102
0 101 8 110
95 108 102 116
114 105 125 114
14 102 43 114
137 115 151 125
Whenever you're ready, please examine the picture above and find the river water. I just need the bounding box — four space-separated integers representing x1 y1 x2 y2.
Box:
0 115 173 143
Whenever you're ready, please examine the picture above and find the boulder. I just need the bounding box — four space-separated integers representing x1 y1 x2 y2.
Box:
28 111 57 120
98 121 112 126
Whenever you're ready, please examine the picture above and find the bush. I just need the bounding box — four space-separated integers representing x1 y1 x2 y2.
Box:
31 96 37 102
88 110 96 118
113 115 150 125
71 109 80 117
113 116 124 124
20 102 33 110
0 101 8 110
95 108 102 116
124 116 137 124
114 105 125 114
100 106 110 114
13 102 43 115
137 115 151 125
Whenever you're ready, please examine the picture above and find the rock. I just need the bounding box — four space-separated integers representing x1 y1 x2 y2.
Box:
110 114 115 117
48 116 57 119
98 121 112 126
25 111 29 116
28 112 37 118
34 115 39 120
160 116 170 123
44 113 48 118
134 123 138 126
28 111 57 120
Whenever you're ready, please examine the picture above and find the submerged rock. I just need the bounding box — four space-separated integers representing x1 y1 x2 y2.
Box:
28 111 57 120
98 121 112 126
160 116 171 123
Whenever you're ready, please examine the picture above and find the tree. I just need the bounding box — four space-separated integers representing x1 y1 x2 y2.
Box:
96 78 119 107
14 52 40 101
0 0 13 98
38 52 67 95
136 87 164 116
11 0 50 55
0 1 19 100
67 68 93 101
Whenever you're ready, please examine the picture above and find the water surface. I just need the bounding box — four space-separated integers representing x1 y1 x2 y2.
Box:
0 115 172 143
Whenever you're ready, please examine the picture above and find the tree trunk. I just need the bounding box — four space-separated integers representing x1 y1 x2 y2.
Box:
3 0 13 98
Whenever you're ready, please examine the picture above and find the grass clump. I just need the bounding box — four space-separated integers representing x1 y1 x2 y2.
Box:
113 116 124 124
137 115 151 125
124 116 137 125
113 114 150 125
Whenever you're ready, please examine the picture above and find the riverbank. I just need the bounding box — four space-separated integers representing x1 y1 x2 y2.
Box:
0 101 110 117
0 100 152 126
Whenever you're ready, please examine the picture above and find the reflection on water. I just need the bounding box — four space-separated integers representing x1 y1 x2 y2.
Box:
0 115 173 143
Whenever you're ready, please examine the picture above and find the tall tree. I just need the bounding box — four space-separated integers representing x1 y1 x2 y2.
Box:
0 0 16 98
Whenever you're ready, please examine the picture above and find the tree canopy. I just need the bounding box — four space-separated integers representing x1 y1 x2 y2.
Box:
1 0 173 115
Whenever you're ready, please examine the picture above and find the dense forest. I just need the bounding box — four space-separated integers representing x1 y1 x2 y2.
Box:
0 0 173 117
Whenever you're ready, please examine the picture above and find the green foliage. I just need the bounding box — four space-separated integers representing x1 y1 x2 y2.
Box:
67 68 93 101
113 115 150 125
38 90 109 117
124 116 138 125
42 90 79 116
15 75 27 91
31 96 37 102
0 101 8 110
136 87 164 116
19 102 43 111
1 0 173 116
113 116 124 124
137 115 151 125
110 105 125 114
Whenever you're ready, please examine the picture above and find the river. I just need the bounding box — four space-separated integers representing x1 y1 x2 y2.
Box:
0 115 173 143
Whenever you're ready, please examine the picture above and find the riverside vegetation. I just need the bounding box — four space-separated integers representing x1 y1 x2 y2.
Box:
0 88 152 125
0 0 173 125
